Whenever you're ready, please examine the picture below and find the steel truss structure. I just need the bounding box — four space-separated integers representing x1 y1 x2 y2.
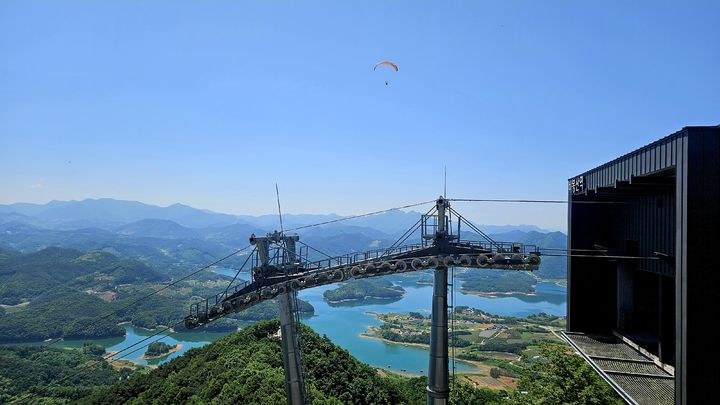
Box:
184 197 541 405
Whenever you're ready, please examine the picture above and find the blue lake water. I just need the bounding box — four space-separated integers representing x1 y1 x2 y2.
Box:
35 269 567 374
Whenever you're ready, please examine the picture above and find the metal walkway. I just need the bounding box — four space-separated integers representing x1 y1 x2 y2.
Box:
562 331 674 405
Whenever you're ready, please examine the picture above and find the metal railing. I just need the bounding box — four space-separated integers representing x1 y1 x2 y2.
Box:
460 240 541 254
299 243 426 270
188 279 250 318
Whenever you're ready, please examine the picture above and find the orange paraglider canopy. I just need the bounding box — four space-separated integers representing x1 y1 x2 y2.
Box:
373 61 399 71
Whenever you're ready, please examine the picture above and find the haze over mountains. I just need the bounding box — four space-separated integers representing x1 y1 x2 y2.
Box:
0 198 554 233
0 198 566 278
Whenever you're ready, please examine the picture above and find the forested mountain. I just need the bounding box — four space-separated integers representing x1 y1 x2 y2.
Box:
0 199 238 229
0 247 163 305
0 247 315 342
115 219 202 240
0 223 229 271
0 248 165 341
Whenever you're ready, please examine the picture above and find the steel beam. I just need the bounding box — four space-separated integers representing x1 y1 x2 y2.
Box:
278 291 305 405
427 265 449 405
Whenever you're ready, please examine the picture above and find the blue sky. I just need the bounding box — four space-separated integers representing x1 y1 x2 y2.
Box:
1 0 718 230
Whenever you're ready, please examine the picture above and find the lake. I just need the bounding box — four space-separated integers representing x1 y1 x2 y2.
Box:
43 269 567 374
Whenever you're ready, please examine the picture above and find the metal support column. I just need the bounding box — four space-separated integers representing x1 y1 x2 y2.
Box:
279 234 305 405
428 196 449 404
427 265 449 404
279 291 305 405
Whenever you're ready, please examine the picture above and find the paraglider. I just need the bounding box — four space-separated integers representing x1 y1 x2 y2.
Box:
374 61 398 85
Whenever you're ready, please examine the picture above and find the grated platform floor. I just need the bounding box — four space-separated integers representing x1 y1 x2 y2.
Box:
562 332 674 405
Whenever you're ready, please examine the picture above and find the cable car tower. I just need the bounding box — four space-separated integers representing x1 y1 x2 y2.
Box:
185 197 541 405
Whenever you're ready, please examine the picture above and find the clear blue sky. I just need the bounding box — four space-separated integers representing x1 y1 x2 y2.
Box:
1 1 718 230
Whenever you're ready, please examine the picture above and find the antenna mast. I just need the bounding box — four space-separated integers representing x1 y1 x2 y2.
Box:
276 183 284 234
444 166 447 198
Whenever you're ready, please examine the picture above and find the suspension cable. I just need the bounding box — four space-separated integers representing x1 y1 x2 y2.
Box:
449 198 627 204
542 253 661 260
223 247 256 297
451 266 456 384
285 200 435 232
450 207 502 250
297 240 333 260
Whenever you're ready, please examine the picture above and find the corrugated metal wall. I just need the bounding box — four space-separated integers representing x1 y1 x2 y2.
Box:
579 132 685 192
618 189 675 276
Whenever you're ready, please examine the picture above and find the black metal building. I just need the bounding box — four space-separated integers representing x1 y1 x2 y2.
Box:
563 126 719 404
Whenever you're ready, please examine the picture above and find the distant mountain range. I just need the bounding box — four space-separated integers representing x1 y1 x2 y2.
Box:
0 198 567 278
0 198 556 233
0 199 238 229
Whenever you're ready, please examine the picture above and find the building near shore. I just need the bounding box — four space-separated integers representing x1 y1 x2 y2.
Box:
563 125 719 404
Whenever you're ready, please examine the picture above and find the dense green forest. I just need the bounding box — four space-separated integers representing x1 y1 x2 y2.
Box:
0 345 132 404
0 291 124 342
323 278 404 303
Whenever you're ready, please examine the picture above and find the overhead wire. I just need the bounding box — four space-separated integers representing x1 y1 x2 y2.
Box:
377 205 437 260
451 266 456 384
449 198 627 204
297 240 333 260
284 200 436 232
541 253 661 260
223 247 256 297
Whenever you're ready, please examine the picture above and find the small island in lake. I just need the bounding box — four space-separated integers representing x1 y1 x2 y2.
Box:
323 278 404 304
458 269 536 295
143 341 181 359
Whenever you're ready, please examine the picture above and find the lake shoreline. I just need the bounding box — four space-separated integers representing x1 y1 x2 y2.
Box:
325 295 403 304
460 289 537 298
358 331 487 375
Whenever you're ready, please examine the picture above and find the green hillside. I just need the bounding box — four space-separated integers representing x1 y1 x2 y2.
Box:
0 345 132 404
82 320 502 405
0 247 163 305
